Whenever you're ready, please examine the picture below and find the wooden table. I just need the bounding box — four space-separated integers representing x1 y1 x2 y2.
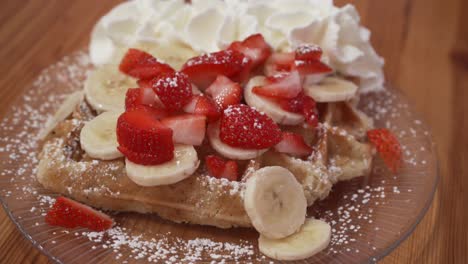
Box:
0 0 466 263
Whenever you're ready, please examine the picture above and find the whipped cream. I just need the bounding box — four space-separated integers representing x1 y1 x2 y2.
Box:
89 0 384 93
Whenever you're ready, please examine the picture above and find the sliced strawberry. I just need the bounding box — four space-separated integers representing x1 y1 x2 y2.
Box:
252 70 302 99
117 108 174 165
220 104 282 149
295 60 333 76
181 50 249 89
367 129 402 173
274 132 312 157
205 155 239 181
125 87 162 111
152 71 193 111
46 196 113 231
295 44 323 61
264 52 295 76
161 114 206 146
205 75 242 111
228 33 272 70
183 95 221 122
278 92 306 113
119 48 175 79
302 95 319 127
137 79 152 88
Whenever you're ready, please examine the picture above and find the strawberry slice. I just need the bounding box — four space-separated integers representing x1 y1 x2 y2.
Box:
46 196 113 231
125 87 163 111
117 108 174 165
274 132 312 157
119 48 175 79
205 75 242 111
205 155 239 181
295 44 323 61
228 33 272 70
264 52 295 76
278 92 306 113
183 95 221 122
220 104 282 149
294 60 333 76
181 50 248 89
252 70 302 99
302 95 319 127
367 129 402 173
161 114 207 146
137 79 152 88
152 71 193 111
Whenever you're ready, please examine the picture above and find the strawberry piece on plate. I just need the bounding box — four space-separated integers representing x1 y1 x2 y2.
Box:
264 52 295 76
205 75 242 111
181 50 248 89
302 95 319 127
46 196 113 231
367 128 402 173
161 114 207 146
274 132 312 157
278 92 307 113
183 95 221 121
228 33 272 70
252 70 302 99
294 60 333 76
220 104 282 149
205 155 239 181
117 108 174 165
295 44 323 61
125 87 162 111
152 72 193 111
119 48 175 79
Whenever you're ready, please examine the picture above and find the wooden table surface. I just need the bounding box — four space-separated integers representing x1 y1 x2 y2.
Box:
0 0 466 263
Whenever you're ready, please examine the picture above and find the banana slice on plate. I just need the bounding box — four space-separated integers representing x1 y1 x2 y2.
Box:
244 166 307 239
80 111 123 160
207 122 268 160
244 76 304 126
38 91 84 140
303 76 358 102
84 64 137 113
259 218 331 261
125 144 200 186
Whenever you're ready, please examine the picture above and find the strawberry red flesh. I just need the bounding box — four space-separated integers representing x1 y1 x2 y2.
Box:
205 75 242 111
219 104 282 149
152 71 193 111
161 114 207 146
295 44 323 61
252 70 302 99
125 87 162 111
228 33 272 70
46 196 113 231
119 48 175 79
295 60 333 76
222 161 239 181
274 132 312 157
302 95 319 127
205 155 239 181
278 92 307 113
367 129 402 173
183 95 221 122
264 52 295 76
181 50 249 89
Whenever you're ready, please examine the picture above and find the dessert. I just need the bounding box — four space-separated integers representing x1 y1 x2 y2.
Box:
36 0 401 261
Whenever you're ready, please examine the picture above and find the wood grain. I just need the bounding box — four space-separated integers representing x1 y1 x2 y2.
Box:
0 0 466 263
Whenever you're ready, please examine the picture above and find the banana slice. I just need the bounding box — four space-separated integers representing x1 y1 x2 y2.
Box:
38 91 84 140
80 111 123 160
207 122 268 160
258 218 331 261
303 76 358 102
244 76 304 125
84 64 137 113
125 144 199 187
244 166 307 239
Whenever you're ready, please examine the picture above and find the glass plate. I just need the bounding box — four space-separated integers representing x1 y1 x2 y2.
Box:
0 51 438 264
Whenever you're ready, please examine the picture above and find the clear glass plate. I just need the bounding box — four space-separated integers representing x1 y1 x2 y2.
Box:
0 51 438 263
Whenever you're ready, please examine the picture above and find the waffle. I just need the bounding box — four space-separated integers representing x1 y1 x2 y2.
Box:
37 96 373 228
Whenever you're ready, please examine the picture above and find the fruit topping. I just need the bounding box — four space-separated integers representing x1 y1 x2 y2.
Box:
119 48 175 79
125 87 162 110
181 49 248 89
228 33 272 70
274 132 312 157
161 114 206 146
152 71 193 111
46 196 113 231
205 155 239 181
264 52 295 76
278 92 319 127
219 104 282 149
205 75 242 111
367 128 402 173
294 60 333 76
117 108 174 165
294 44 323 61
183 95 221 121
252 70 302 99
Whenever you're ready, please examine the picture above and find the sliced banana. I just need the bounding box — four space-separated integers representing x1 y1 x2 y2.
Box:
244 166 307 239
259 218 331 261
38 91 84 140
84 64 137 113
125 144 199 187
207 122 268 160
80 111 123 160
244 76 304 125
303 76 358 102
